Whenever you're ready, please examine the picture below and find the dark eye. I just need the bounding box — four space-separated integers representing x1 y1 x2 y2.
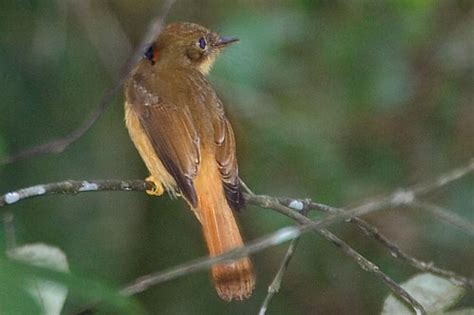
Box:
198 37 207 49
144 45 154 61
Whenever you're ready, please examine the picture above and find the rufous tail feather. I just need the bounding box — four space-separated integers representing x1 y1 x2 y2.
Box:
193 158 255 301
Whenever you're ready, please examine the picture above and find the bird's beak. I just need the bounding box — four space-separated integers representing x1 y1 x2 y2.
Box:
215 36 239 47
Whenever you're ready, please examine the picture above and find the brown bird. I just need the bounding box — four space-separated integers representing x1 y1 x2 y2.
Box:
124 22 255 301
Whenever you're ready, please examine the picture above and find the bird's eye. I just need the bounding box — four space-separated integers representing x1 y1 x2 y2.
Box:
144 45 158 65
198 37 207 49
144 45 154 60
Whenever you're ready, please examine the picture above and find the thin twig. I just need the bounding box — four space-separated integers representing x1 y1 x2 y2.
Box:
250 197 474 290
4 168 471 231
121 226 301 296
2 179 429 313
1 160 472 312
239 178 254 195
251 161 474 290
0 0 176 165
120 220 426 315
259 238 300 315
247 196 427 314
350 216 474 289
262 197 474 289
409 158 474 197
73 0 133 78
412 201 474 237
2 212 16 250
321 230 426 315
0 179 150 208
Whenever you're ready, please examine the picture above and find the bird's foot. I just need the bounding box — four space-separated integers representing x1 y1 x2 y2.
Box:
145 175 164 196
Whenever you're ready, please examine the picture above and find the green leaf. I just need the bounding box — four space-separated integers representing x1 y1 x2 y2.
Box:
0 253 144 314
382 273 465 315
0 271 41 314
8 243 69 315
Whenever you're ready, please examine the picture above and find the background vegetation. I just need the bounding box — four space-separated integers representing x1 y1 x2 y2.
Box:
0 0 473 314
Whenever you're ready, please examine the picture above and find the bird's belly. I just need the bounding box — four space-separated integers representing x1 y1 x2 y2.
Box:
124 102 178 194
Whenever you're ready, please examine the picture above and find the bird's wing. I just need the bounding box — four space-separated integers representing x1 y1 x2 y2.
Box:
213 101 243 211
127 78 200 207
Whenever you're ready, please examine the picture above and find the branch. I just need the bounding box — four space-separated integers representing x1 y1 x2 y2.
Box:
0 0 176 165
351 215 474 289
121 226 302 296
1 160 473 312
1 179 429 313
247 180 474 290
249 196 474 290
413 201 474 236
0 180 150 207
259 238 300 315
119 214 428 315
247 196 427 314
410 158 474 196
4 157 471 211
273 158 474 215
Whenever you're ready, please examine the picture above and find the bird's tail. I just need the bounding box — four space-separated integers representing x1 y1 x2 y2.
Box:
193 160 255 301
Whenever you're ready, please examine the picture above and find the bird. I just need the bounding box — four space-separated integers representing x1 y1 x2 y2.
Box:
124 22 255 301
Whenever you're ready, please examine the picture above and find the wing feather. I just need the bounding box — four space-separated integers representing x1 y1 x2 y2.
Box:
127 77 200 207
213 106 244 211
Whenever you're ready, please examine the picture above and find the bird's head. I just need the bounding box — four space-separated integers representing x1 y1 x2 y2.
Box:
144 22 239 75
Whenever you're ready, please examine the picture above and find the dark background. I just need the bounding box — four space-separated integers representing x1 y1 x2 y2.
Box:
0 0 473 314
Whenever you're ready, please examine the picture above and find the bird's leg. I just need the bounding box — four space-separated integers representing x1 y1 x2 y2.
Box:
145 175 165 196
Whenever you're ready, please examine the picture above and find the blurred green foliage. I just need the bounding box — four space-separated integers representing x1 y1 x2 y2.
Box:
0 0 473 314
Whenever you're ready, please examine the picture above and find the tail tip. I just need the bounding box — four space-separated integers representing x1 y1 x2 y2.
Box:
216 276 255 301
213 260 256 301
